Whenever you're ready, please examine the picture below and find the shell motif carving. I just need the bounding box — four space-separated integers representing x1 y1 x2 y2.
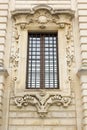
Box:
14 93 71 118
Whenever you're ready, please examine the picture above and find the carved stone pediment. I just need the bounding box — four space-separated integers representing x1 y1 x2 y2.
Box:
11 6 74 29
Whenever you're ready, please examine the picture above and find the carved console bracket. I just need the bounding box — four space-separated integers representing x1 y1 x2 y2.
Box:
14 93 71 118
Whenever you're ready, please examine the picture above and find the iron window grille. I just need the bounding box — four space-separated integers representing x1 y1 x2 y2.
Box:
26 32 59 89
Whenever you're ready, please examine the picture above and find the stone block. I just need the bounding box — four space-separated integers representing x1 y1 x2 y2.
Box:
79 23 87 29
80 37 87 44
80 30 87 36
0 17 7 23
0 0 8 4
0 37 5 44
81 52 87 59
82 90 87 96
9 118 76 126
81 44 87 51
0 45 5 52
78 0 87 3
78 4 87 9
0 10 8 16
84 125 87 130
8 126 77 130
78 10 87 16
0 4 8 9
0 30 6 36
0 24 6 29
0 53 4 60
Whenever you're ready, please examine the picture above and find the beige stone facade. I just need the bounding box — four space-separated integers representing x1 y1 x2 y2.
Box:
0 0 87 130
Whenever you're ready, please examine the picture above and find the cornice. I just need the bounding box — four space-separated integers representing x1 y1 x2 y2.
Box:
11 8 75 19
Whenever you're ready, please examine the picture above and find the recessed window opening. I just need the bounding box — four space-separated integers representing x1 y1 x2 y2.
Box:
26 32 59 89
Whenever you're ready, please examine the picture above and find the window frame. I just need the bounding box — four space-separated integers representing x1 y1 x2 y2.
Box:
26 32 59 89
11 8 74 96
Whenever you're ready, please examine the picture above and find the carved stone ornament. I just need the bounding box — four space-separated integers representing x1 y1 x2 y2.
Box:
66 25 74 81
14 93 71 118
10 25 20 80
10 48 19 70
11 6 74 30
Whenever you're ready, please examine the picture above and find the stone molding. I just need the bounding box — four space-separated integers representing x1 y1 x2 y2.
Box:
14 92 71 118
11 7 75 18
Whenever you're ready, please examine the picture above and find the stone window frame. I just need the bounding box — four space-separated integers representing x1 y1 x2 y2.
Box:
10 6 75 117
26 32 59 89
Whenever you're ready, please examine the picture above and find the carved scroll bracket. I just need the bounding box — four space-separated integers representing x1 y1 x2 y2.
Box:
14 92 71 118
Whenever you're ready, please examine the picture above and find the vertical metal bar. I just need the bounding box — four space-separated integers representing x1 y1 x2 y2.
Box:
26 33 30 88
35 35 37 88
56 33 59 88
48 34 50 88
53 34 55 88
40 34 45 88
30 34 33 88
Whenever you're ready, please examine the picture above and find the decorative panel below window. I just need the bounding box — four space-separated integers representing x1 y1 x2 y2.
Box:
26 33 59 89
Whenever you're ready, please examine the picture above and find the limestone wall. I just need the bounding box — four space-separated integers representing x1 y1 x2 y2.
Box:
0 0 86 130
0 0 9 130
14 0 71 10
77 0 87 130
8 93 77 130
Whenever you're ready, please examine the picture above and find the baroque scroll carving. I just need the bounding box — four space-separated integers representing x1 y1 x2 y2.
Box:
10 7 74 112
11 8 74 30
14 92 71 117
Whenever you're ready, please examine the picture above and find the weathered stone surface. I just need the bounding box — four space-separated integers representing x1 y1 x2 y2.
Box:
0 0 87 130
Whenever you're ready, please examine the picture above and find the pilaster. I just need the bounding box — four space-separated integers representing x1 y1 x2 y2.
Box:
0 0 9 129
0 69 8 130
78 69 87 130
77 0 87 129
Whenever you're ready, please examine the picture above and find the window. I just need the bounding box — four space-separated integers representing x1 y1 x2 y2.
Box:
26 32 59 89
